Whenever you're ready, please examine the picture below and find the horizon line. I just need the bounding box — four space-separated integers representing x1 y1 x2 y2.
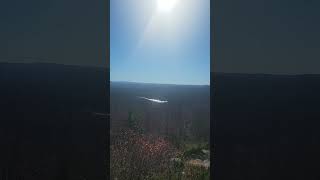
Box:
110 80 210 86
3 62 320 76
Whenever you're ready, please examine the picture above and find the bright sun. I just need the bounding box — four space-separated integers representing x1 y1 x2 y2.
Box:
157 0 178 13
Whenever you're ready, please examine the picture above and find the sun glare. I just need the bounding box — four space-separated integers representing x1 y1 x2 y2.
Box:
157 0 178 13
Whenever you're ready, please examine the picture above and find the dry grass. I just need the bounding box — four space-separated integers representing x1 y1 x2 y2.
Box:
110 129 179 180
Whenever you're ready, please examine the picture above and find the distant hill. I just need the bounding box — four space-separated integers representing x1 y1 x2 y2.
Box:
213 72 320 180
0 63 109 180
110 81 210 141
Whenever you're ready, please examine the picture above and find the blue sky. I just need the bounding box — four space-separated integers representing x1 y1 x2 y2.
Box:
110 0 210 85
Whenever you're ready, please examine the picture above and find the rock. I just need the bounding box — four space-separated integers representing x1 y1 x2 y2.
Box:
202 149 210 155
203 160 210 169
186 159 210 169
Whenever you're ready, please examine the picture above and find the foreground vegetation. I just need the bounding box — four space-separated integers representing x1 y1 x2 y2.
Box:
110 113 210 180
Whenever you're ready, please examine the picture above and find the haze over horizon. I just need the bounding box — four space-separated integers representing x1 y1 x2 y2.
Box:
111 80 210 86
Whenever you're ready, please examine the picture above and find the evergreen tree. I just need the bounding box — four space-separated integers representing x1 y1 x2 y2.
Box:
128 112 143 133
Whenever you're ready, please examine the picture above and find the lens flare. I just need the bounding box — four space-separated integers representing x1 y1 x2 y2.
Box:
157 0 178 13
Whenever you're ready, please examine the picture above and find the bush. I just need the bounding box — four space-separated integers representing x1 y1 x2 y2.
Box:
110 129 179 180
182 142 210 160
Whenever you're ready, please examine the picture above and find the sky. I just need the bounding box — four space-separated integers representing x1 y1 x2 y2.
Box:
2 0 320 75
110 0 210 85
0 0 107 67
213 0 320 74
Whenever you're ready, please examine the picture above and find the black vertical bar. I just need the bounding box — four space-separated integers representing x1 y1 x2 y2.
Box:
210 0 215 178
106 0 110 178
